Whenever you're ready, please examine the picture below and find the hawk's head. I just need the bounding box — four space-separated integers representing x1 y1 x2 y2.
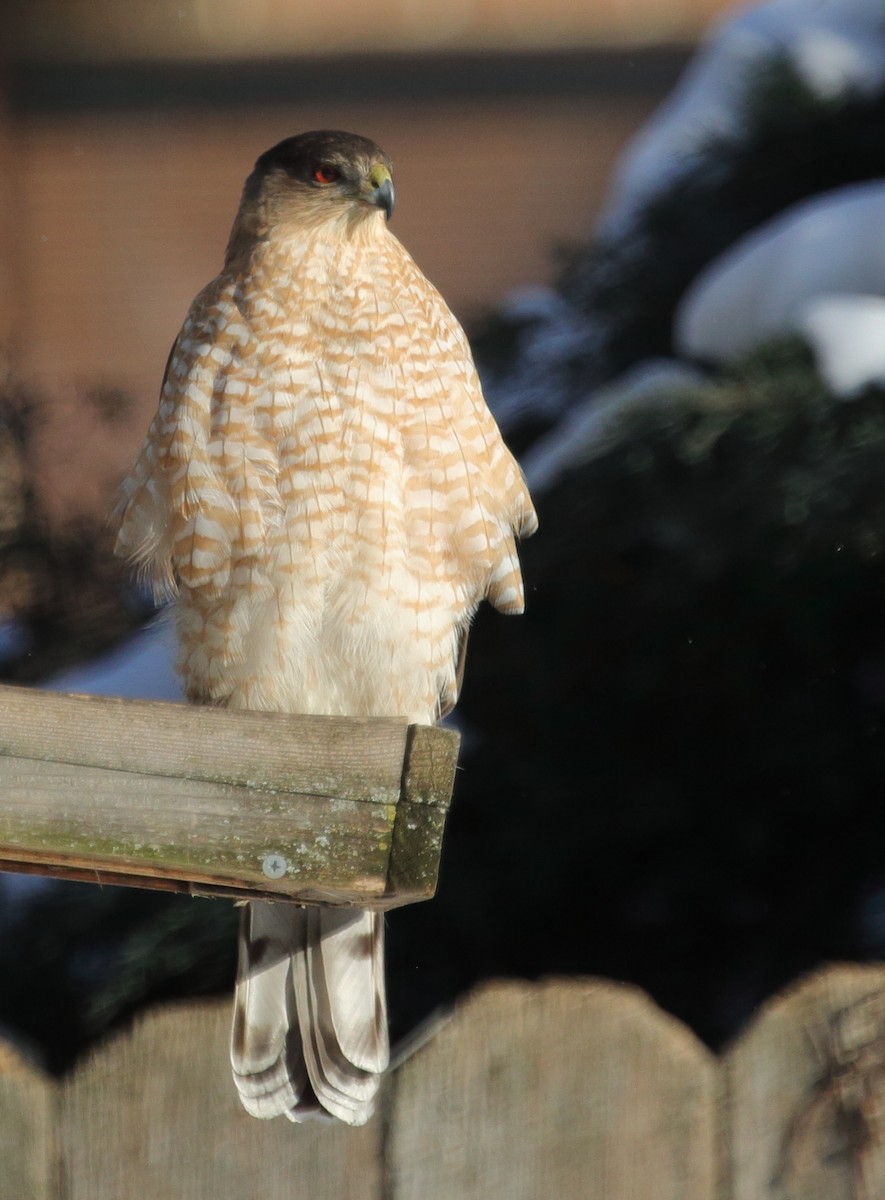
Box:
229 131 395 256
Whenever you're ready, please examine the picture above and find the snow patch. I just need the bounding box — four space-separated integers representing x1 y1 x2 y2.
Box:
801 293 885 395
599 0 885 237
674 181 885 362
523 360 703 493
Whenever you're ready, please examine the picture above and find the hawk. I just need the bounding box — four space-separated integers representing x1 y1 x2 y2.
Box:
116 130 536 1125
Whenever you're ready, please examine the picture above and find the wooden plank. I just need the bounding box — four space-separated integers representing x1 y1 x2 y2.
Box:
723 963 885 1200
0 756 395 904
0 684 409 801
0 1041 55 1200
0 685 460 907
386 978 717 1200
57 1000 383 1200
10 966 885 1197
388 724 460 901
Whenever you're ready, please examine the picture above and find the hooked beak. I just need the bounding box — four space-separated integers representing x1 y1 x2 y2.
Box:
366 163 395 220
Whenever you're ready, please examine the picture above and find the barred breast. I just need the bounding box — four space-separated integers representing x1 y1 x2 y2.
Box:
116 217 536 721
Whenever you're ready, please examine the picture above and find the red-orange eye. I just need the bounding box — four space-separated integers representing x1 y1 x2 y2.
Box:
313 163 341 184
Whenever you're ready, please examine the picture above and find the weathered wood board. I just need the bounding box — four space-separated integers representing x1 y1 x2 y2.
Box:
56 1003 381 1200
3 969 885 1198
724 963 885 1200
0 685 459 907
0 1041 55 1200
387 978 717 1200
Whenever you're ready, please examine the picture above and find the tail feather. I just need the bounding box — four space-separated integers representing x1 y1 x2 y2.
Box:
230 901 388 1126
294 922 377 1123
230 903 312 1119
314 907 387 1073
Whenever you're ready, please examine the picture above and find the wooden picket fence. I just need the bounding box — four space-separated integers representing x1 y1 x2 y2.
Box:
2 964 885 1198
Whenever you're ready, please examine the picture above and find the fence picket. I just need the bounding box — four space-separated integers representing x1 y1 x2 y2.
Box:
386 978 717 1200
2 968 885 1198
723 964 885 1200
0 1041 55 1200
56 1002 383 1200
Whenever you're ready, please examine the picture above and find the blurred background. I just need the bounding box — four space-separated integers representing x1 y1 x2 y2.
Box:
3 0 885 1075
2 0 724 507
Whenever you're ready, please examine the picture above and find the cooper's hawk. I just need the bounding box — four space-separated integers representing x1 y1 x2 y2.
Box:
116 130 536 1125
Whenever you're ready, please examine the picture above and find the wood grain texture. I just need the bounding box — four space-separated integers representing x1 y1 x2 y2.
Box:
386 978 717 1200
57 1002 382 1200
6 970 885 1197
0 685 459 907
0 1041 55 1200
0 684 409 799
388 724 461 901
0 756 394 903
723 964 885 1200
